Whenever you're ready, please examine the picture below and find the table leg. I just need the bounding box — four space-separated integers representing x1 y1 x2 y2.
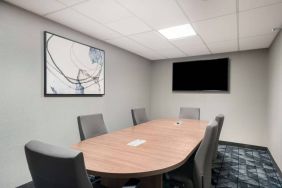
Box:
139 174 163 188
101 177 127 187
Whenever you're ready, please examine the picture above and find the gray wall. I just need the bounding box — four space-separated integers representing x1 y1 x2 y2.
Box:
267 31 282 170
0 2 151 187
150 50 269 146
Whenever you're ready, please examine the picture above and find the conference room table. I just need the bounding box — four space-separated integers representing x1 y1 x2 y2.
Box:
72 119 208 188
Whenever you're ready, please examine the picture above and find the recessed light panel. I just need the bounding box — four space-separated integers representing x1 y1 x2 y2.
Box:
158 24 196 39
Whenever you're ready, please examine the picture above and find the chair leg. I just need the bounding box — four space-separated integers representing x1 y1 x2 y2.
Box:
89 175 102 184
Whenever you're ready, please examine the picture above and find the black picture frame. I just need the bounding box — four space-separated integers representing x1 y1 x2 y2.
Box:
44 31 105 97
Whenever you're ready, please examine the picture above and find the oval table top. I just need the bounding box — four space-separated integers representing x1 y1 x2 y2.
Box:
72 119 208 178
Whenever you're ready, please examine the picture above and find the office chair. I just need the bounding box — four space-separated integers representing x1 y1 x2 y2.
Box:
213 114 225 160
179 107 200 120
77 113 108 141
166 120 219 188
131 108 148 125
25 140 139 188
25 140 105 188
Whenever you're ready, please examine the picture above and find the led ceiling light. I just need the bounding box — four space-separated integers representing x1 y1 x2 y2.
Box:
158 24 196 40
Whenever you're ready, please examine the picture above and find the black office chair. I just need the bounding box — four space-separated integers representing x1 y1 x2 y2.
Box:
166 121 219 188
131 108 149 125
77 113 108 141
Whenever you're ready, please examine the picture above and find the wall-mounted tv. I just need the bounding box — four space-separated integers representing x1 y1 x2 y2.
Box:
173 58 229 92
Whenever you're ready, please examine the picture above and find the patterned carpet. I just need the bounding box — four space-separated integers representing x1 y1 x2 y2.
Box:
212 144 282 188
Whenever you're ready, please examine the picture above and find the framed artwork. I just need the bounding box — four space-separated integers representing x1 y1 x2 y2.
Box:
44 31 105 96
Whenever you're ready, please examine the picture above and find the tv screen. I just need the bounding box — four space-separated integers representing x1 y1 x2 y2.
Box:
173 58 229 91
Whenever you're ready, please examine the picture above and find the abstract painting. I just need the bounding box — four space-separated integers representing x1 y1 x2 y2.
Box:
44 31 105 96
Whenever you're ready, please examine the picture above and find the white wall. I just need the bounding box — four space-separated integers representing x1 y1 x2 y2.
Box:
267 31 282 170
0 2 151 187
150 50 269 147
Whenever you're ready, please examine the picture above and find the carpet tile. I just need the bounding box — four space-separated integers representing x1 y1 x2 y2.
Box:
213 144 282 188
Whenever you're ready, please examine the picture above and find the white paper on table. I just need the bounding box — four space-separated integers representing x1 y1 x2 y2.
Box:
127 139 146 147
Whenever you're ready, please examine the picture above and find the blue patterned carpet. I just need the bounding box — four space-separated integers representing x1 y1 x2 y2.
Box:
212 144 282 188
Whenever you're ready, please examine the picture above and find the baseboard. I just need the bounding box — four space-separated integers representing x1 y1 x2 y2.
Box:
219 140 268 150
219 140 282 178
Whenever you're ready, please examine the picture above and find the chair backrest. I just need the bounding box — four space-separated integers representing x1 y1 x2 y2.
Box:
179 107 200 120
25 140 92 188
213 114 225 160
193 121 218 188
77 113 108 141
131 108 148 125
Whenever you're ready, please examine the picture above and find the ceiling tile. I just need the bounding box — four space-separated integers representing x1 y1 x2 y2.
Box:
207 40 238 54
106 37 164 59
106 17 152 35
7 0 280 58
239 0 282 11
239 3 282 38
129 31 175 50
177 0 236 22
129 31 185 58
138 52 166 60
46 9 122 40
5 0 65 15
106 37 142 50
57 0 88 6
155 47 186 59
171 35 210 56
193 14 237 43
72 0 132 24
239 34 276 50
117 0 189 29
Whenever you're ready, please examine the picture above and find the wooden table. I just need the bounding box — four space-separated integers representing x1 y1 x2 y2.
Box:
72 119 208 188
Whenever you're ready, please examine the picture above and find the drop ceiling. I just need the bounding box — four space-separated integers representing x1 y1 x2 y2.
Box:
4 0 282 60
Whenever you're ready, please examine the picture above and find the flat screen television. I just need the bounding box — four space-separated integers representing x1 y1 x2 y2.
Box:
172 58 229 92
